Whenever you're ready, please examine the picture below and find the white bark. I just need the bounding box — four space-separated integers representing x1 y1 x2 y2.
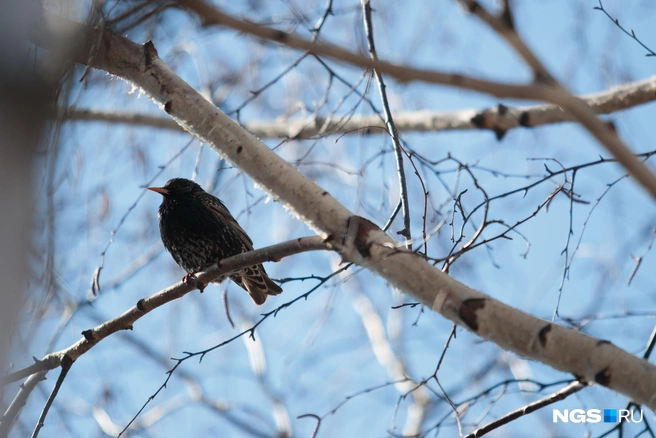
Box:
62 75 656 139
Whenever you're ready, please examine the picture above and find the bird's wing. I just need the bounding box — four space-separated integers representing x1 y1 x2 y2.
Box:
206 196 254 250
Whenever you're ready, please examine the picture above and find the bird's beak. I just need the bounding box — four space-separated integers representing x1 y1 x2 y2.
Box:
147 186 169 195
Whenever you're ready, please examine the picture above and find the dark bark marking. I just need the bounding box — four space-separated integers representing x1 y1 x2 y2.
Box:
459 298 485 331
346 216 380 258
144 40 158 67
538 324 552 347
595 367 611 387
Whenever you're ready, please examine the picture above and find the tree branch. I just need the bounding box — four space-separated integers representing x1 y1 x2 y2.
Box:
30 357 73 438
361 0 411 244
2 237 327 382
175 0 656 200
61 75 656 138
456 0 656 199
463 381 589 438
0 371 47 437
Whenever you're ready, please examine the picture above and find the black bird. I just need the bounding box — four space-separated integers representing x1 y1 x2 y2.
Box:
148 178 282 305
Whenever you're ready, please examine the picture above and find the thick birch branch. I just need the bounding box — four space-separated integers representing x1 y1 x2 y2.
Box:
62 75 656 139
27 12 656 409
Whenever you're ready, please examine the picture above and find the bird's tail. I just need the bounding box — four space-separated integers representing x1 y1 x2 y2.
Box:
232 265 282 305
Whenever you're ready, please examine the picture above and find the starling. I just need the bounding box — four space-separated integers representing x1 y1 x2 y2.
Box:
147 178 282 305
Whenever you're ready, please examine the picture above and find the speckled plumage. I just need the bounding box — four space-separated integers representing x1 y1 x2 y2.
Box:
148 178 282 305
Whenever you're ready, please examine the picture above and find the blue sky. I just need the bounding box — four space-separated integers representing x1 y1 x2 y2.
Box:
9 0 656 436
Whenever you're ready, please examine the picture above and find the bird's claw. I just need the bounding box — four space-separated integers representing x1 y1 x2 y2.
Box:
183 273 207 292
182 273 196 284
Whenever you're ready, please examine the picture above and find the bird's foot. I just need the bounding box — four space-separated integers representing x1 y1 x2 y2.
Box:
182 272 196 284
182 273 207 292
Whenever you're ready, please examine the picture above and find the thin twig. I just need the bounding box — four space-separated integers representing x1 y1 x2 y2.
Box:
628 227 656 286
361 0 412 245
463 381 588 438
30 357 73 438
594 0 656 57
90 137 195 298
298 414 321 438
120 263 350 435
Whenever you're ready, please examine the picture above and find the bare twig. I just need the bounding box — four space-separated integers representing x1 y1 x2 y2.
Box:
463 381 589 438
628 227 656 286
121 263 350 435
90 137 195 299
297 414 321 438
30 357 73 438
594 0 656 57
361 0 411 244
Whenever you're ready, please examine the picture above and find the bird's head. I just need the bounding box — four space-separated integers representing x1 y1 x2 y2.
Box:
147 178 204 198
